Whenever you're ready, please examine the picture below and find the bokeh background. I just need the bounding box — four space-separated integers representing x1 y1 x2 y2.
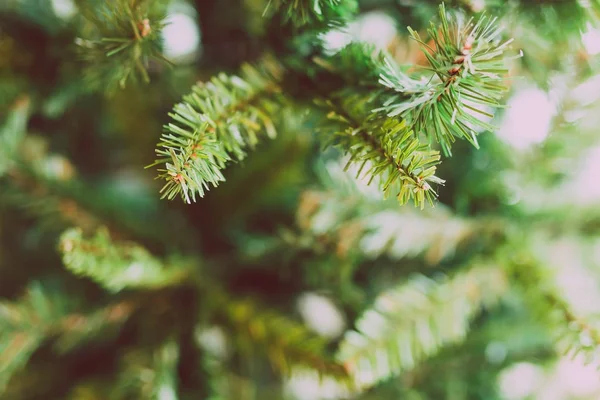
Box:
2 0 600 399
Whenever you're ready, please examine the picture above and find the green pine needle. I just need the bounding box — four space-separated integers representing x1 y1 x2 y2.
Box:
148 57 285 204
378 3 518 156
75 0 169 92
319 93 444 209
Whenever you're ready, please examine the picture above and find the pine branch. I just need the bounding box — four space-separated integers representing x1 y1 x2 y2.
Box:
337 265 508 389
310 7 515 206
319 94 444 209
59 227 193 292
378 4 518 155
149 56 285 204
74 0 170 92
263 0 358 27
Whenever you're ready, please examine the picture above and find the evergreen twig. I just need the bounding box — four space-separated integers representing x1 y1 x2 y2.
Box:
378 4 518 155
319 94 444 209
75 0 169 92
149 56 285 203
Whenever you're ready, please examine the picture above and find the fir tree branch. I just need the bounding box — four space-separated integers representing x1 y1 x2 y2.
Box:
337 264 508 389
74 0 170 92
149 56 285 204
59 227 193 292
309 6 516 206
319 94 444 209
378 4 518 155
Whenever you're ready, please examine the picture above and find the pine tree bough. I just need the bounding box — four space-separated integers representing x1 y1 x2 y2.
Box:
149 57 284 203
378 4 517 156
75 0 168 91
151 5 516 207
57 226 350 383
317 4 516 206
319 95 444 209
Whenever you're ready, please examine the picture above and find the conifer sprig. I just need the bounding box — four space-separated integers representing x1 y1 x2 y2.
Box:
313 5 514 206
379 4 517 155
319 95 444 209
75 0 169 92
149 57 284 203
